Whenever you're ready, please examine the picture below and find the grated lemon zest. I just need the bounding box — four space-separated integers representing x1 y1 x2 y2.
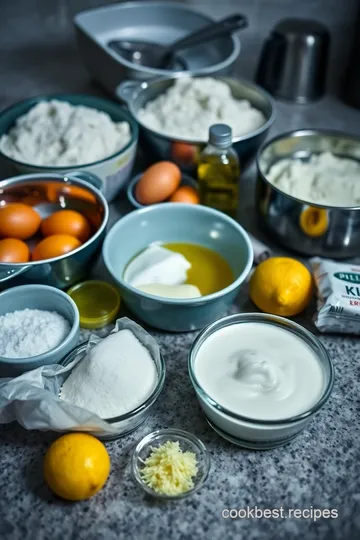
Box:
140 440 198 496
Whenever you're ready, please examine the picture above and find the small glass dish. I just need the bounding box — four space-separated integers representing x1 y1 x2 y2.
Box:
131 428 210 500
67 280 120 329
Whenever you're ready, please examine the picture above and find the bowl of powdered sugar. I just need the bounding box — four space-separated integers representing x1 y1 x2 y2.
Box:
58 318 165 440
0 284 80 377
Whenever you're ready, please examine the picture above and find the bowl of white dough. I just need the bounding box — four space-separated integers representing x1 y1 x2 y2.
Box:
0 94 139 202
256 129 360 258
117 75 276 171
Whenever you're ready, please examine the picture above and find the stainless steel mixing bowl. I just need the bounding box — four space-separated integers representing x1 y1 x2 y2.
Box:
117 75 276 172
256 129 360 258
0 172 108 288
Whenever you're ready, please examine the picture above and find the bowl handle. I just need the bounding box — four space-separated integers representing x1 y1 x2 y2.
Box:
115 80 142 104
64 171 103 192
0 265 30 283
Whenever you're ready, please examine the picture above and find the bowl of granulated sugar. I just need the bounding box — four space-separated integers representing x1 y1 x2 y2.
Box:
0 284 80 377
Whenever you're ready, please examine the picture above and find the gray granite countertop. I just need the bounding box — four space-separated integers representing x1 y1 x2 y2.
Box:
1 8 360 540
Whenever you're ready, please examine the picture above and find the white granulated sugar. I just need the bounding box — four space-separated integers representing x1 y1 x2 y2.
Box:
267 151 360 207
0 100 131 167
0 309 70 358
138 77 266 141
59 329 158 419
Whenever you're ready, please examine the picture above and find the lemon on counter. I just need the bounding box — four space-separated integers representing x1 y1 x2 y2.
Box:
249 257 313 317
43 433 110 501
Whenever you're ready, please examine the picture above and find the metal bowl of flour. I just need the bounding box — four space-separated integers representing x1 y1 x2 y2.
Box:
256 129 360 258
117 75 276 172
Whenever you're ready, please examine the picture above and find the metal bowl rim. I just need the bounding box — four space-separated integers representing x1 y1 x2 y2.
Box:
0 173 109 267
126 75 277 144
256 128 360 210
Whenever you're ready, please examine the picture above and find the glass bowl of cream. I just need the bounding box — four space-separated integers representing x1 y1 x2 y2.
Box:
188 313 334 449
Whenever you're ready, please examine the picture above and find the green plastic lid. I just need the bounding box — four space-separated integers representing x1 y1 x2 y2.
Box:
67 280 120 329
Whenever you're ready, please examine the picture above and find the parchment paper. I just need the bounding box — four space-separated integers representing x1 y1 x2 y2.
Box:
0 318 161 437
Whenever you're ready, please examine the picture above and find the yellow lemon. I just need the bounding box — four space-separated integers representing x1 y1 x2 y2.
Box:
299 206 328 237
43 433 110 501
250 257 313 317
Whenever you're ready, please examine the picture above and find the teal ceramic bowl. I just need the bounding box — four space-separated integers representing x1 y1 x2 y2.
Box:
102 204 253 331
0 285 80 377
0 94 139 202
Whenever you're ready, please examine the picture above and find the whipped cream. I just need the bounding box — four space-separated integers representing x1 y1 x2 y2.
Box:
194 322 325 421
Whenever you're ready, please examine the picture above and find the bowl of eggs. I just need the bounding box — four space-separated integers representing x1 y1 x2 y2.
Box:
126 162 199 208
0 171 108 289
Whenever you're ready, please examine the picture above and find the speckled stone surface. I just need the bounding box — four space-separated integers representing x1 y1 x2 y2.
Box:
1 293 360 540
1 1 360 539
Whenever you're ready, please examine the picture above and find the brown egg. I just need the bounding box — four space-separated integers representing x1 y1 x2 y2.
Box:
169 186 200 204
0 203 41 240
32 234 82 261
0 238 30 263
135 162 181 205
171 142 197 166
41 210 91 242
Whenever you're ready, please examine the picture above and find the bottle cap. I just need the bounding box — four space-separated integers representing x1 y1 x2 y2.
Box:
209 124 232 148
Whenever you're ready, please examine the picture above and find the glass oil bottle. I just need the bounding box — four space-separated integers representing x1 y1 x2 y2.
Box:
197 124 240 218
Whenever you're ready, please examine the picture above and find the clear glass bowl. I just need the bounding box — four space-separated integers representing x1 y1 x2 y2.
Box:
131 428 210 500
60 342 165 441
189 313 335 450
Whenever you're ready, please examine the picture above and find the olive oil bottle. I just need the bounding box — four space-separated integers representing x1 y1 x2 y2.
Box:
197 124 240 218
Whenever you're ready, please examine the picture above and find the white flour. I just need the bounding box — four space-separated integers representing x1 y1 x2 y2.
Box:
59 329 157 419
267 151 360 207
0 100 131 166
138 77 266 141
0 309 70 358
